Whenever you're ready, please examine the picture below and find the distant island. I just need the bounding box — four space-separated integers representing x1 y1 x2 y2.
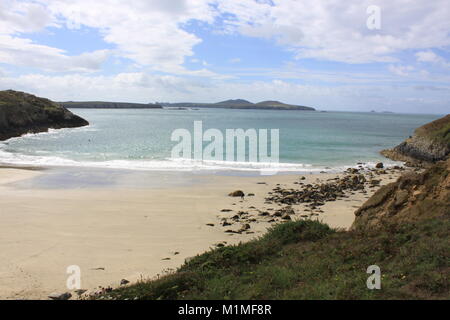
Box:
160 99 316 111
60 101 163 109
61 99 315 111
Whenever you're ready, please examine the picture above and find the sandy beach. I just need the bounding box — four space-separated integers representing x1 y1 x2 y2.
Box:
0 166 403 300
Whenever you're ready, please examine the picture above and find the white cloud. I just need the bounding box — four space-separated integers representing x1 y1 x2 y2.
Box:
38 0 218 72
0 0 53 34
416 50 450 68
0 1 108 72
0 72 223 102
388 65 415 77
0 0 220 74
217 0 450 63
0 35 109 72
416 51 438 63
2 1 450 73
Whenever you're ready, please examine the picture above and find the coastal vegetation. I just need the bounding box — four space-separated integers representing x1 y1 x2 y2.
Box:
96 215 449 300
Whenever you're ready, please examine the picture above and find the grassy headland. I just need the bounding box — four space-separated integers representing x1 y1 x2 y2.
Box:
382 114 450 164
0 90 88 141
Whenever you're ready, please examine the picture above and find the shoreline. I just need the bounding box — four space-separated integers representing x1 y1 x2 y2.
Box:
0 155 400 175
0 164 405 299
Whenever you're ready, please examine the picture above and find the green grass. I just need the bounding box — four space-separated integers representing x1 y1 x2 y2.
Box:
416 114 450 144
432 122 450 143
97 218 449 300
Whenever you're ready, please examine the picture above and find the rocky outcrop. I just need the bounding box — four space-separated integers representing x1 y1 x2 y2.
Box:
0 90 89 141
352 158 450 230
381 114 450 164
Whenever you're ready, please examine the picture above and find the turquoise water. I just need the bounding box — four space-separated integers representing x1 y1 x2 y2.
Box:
0 109 441 173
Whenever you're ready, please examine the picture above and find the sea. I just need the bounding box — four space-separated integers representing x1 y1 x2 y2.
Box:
0 108 441 175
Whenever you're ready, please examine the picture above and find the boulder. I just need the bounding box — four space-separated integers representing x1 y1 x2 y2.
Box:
228 190 245 197
120 279 130 286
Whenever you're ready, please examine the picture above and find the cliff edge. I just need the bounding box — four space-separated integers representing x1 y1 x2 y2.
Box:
352 158 449 230
0 90 89 141
381 114 450 165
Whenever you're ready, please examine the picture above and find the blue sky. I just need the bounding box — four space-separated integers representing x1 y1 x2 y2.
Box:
0 0 449 114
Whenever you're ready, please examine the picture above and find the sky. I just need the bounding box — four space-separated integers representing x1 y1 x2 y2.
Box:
0 0 449 114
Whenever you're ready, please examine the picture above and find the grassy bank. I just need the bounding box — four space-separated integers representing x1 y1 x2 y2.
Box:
97 217 449 300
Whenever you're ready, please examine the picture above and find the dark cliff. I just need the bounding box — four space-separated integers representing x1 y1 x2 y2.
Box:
0 90 89 141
